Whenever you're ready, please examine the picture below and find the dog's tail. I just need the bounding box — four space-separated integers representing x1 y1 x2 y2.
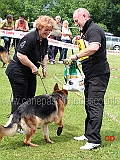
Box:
0 111 21 140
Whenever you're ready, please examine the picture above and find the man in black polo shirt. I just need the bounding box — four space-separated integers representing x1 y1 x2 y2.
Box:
69 8 110 150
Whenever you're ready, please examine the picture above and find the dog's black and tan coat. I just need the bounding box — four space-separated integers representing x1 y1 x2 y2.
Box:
0 83 68 147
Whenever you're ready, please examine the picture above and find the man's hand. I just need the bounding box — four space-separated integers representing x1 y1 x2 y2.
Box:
69 54 78 61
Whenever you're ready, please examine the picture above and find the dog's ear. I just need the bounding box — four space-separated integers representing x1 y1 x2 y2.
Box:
54 83 59 91
62 89 68 95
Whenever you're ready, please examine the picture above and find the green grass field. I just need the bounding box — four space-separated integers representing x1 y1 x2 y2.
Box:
0 44 120 159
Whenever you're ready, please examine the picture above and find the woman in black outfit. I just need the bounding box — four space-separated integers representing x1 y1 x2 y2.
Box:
5 16 54 132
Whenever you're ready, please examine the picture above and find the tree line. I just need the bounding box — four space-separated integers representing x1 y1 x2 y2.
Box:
0 0 120 37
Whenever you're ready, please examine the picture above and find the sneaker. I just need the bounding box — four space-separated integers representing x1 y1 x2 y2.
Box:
80 142 101 150
50 61 54 64
53 60 56 64
58 61 63 64
74 135 88 141
17 128 26 134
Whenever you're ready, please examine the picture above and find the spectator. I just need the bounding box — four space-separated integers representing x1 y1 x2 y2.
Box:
59 20 72 62
5 15 54 133
0 17 2 23
33 16 39 30
14 14 29 47
69 8 110 150
0 14 14 52
0 17 2 42
50 16 62 64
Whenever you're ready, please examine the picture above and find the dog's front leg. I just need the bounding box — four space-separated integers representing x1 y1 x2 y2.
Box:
56 120 63 136
55 112 64 136
42 124 54 143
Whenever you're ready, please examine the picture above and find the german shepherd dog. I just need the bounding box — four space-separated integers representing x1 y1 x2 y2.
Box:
0 83 68 147
0 45 10 67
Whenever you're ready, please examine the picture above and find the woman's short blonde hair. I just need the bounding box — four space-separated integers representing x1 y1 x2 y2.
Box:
36 15 55 30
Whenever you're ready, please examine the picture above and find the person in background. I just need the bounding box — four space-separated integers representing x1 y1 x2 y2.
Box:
50 15 62 64
0 17 2 23
33 16 39 30
58 20 72 63
15 14 29 32
14 14 29 47
0 17 2 42
0 14 14 52
5 15 54 133
69 8 110 150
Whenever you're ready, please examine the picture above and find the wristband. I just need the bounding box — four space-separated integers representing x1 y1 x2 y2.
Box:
42 68 46 71
76 54 79 60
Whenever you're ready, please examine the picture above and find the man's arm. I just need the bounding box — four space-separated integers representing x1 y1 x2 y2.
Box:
69 43 100 60
24 21 29 32
0 20 5 29
14 20 19 30
0 20 14 30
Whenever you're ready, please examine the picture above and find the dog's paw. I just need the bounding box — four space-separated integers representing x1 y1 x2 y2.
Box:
49 140 54 144
57 127 62 136
44 137 54 144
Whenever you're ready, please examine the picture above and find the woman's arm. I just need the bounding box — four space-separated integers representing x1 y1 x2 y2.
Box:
41 54 47 78
17 52 39 74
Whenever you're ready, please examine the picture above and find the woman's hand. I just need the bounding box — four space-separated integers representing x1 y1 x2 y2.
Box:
41 55 47 78
42 68 46 78
31 65 39 74
17 52 39 74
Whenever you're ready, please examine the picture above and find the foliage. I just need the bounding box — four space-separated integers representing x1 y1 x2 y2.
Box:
97 23 108 32
0 0 120 36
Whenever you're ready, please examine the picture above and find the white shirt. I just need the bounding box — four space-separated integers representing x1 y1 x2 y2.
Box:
61 27 71 40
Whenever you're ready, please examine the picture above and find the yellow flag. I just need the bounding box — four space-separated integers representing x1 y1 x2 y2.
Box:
78 39 89 61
